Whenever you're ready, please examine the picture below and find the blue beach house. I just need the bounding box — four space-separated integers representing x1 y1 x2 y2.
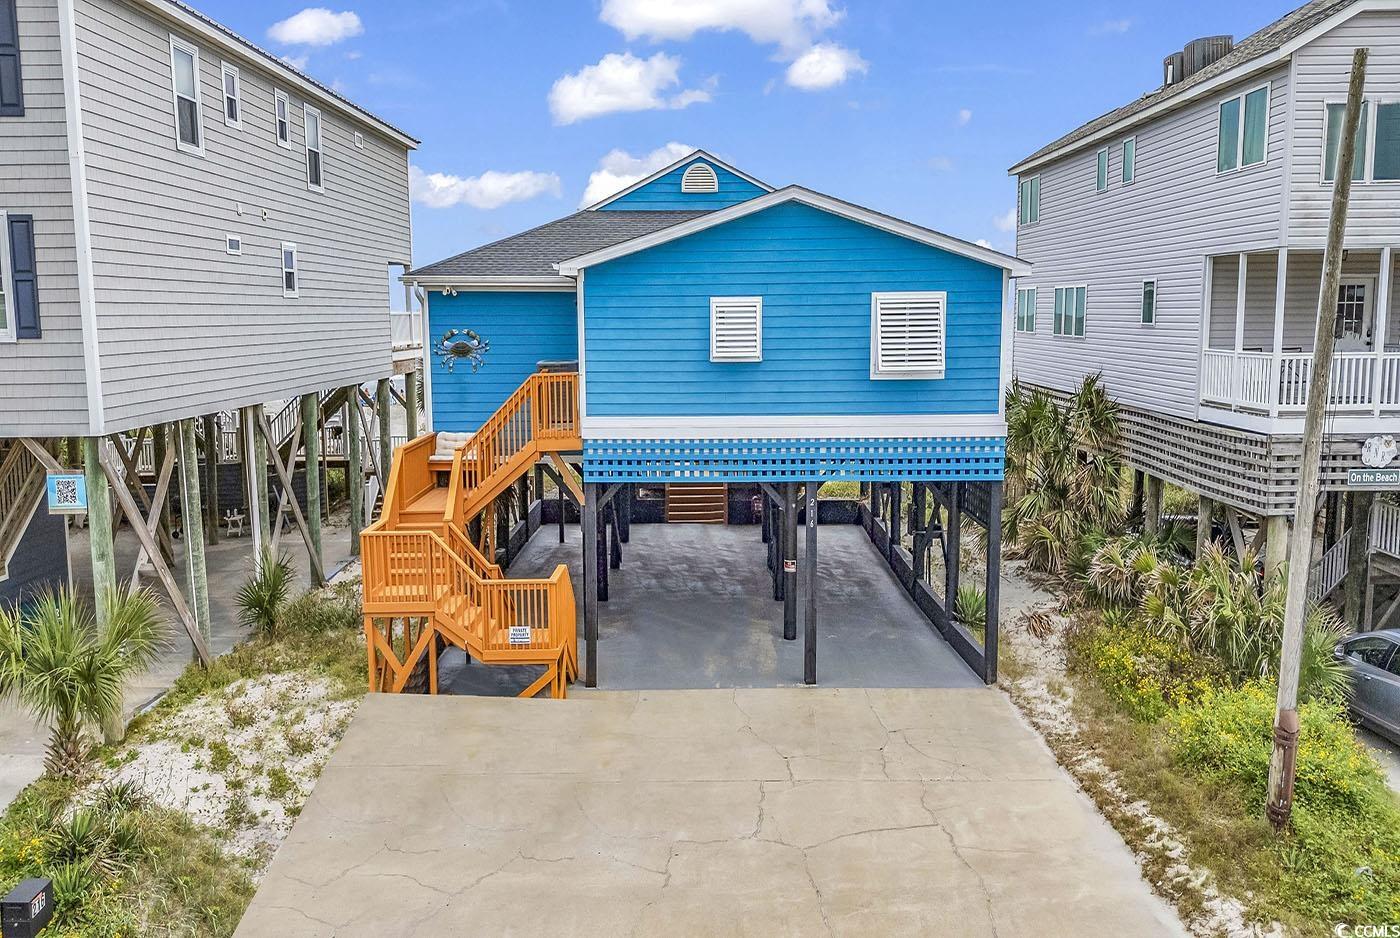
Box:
379 150 1030 691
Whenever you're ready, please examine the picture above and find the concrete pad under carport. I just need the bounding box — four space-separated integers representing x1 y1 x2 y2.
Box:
441 521 981 694
236 689 1185 937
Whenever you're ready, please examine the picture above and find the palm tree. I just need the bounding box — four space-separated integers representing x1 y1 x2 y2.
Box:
0 587 166 779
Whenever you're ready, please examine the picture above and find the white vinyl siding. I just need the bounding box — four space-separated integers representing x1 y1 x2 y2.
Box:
220 61 240 127
1216 83 1269 173
709 296 762 361
870 291 946 379
168 35 202 154
273 88 290 146
281 242 299 297
1122 137 1136 184
1019 175 1040 225
1052 286 1086 337
1096 149 1109 192
1140 279 1156 324
304 104 323 191
1015 287 1036 333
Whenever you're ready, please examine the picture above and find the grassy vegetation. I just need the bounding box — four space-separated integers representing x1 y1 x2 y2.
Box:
816 480 861 499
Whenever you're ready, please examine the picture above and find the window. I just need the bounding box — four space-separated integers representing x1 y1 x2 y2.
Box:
280 242 299 297
1122 137 1136 184
681 162 719 193
1015 287 1036 333
220 61 240 127
1323 99 1400 183
709 296 762 362
1018 175 1040 225
1096 149 1108 192
1324 101 1369 182
169 37 202 154
304 105 323 191
1345 636 1395 670
1376 101 1400 181
1217 84 1269 173
0 211 38 340
871 291 946 379
0 0 24 117
225 234 241 255
1053 286 1086 337
273 89 290 146
1140 279 1156 324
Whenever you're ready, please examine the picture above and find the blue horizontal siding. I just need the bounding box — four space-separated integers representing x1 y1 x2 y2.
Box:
582 201 1004 417
428 291 578 433
601 158 766 211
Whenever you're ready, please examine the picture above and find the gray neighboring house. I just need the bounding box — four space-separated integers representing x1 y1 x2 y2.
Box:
0 0 419 607
1009 0 1400 626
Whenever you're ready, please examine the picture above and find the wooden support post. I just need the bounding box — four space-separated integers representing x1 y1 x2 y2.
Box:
596 495 609 602
1144 474 1163 536
1196 495 1215 557
946 483 962 606
82 437 117 628
889 481 902 556
1265 515 1289 575
128 438 176 587
376 378 393 497
345 392 363 555
911 483 928 581
984 483 1003 685
202 413 220 545
151 426 172 561
176 419 211 657
257 410 326 586
240 407 267 563
1345 492 1374 626
803 482 818 685
404 367 420 439
618 484 631 544
558 471 566 543
783 481 798 641
1323 491 1342 549
607 502 621 570
583 482 599 687
300 393 323 565
1130 469 1145 519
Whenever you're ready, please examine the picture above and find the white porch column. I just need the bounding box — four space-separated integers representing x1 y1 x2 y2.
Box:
1373 246 1393 416
1270 248 1289 418
1234 253 1248 407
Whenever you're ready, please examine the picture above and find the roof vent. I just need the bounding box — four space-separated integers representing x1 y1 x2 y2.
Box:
1163 35 1232 87
681 162 719 193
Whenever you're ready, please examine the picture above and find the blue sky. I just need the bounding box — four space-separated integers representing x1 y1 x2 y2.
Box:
202 0 1298 266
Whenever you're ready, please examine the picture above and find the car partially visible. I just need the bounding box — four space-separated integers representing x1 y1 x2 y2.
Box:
1334 628 1400 746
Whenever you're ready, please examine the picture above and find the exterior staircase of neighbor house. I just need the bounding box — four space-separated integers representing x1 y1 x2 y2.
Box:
0 442 46 581
359 372 581 698
665 484 728 524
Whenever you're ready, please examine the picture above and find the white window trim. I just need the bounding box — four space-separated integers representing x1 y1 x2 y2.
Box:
1052 284 1088 339
273 88 291 148
708 296 763 362
304 104 324 192
219 60 241 128
1015 286 1036 334
353 131 364 150
1122 136 1137 185
168 35 204 157
1215 82 1271 176
225 233 242 255
870 290 947 380
281 241 299 298
1320 97 1393 185
1140 278 1157 325
1095 148 1109 193
0 210 14 344
1018 174 1040 227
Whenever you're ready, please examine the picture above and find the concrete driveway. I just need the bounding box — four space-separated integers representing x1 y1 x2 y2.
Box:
237 688 1185 937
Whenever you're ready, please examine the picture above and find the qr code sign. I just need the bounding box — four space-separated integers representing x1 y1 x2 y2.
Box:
52 477 81 508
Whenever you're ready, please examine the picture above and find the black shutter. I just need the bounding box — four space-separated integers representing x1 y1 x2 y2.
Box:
8 213 39 338
0 0 23 117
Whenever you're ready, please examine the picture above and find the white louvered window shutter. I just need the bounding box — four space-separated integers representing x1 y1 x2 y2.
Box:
710 297 763 362
871 291 947 379
681 162 720 193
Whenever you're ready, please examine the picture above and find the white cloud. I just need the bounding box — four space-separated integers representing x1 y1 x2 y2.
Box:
580 142 696 207
344 50 363 60
927 156 954 172
268 8 363 46
993 208 1017 232
1092 18 1132 35
409 165 562 210
785 42 867 90
549 52 711 125
280 54 310 71
975 238 993 249
601 0 841 52
957 108 973 126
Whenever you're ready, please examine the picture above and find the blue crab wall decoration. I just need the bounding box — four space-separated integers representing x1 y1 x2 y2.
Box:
434 329 490 373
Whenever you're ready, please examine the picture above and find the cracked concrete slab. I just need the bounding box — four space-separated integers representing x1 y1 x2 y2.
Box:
236 689 1186 937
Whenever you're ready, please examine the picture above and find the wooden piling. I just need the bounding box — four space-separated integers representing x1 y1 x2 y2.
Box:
301 392 323 563
346 389 363 555
177 418 211 658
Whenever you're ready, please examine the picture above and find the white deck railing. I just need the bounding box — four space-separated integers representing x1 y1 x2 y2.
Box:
1370 500 1400 561
1309 532 1350 600
1201 349 1400 413
390 311 422 349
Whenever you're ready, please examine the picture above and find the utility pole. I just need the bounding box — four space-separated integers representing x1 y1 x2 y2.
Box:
1268 47 1368 831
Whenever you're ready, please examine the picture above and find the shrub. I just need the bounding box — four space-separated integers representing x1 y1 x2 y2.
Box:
235 549 297 638
280 580 361 635
954 584 987 631
1077 623 1217 722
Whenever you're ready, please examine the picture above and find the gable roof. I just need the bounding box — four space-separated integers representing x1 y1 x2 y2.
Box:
557 186 1032 278
405 210 708 282
1008 0 1360 176
137 0 418 147
585 149 773 210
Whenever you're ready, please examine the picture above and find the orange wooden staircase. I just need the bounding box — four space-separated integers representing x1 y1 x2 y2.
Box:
360 372 583 698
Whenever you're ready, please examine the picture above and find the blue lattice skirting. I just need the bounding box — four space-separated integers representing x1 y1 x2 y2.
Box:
583 437 1006 483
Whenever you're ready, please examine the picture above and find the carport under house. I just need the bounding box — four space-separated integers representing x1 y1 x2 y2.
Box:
362 150 1018 696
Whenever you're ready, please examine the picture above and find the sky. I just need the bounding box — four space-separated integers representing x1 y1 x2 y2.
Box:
199 0 1301 269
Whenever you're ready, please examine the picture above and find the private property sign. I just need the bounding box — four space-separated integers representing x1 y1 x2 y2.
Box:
45 473 87 514
1347 468 1400 489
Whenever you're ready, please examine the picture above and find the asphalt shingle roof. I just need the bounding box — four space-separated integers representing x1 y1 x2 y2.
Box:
408 210 709 279
1012 0 1357 171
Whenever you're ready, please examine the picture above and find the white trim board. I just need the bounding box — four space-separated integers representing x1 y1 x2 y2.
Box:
558 186 1032 277
403 275 576 292
581 415 1008 440
584 149 773 211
